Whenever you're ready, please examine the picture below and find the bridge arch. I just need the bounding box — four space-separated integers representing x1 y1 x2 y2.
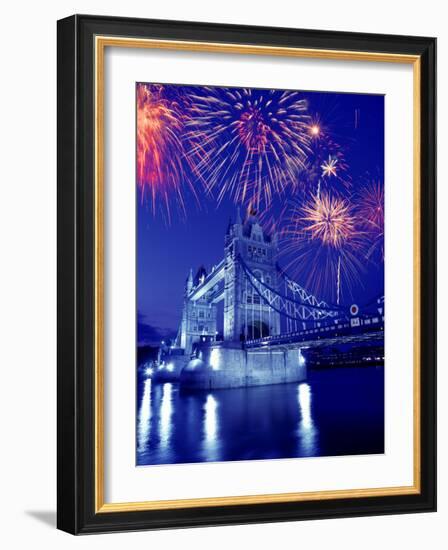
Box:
241 320 270 341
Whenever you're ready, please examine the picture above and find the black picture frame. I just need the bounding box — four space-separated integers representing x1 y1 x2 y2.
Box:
57 14 436 534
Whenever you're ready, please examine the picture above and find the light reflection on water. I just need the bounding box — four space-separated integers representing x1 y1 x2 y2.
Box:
136 367 384 466
202 394 220 461
159 383 173 451
137 378 151 453
297 383 318 456
204 394 218 442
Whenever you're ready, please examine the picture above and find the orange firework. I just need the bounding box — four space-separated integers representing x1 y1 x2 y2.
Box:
137 84 191 223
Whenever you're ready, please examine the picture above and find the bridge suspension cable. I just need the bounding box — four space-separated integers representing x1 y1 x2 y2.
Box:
276 263 342 312
239 255 345 324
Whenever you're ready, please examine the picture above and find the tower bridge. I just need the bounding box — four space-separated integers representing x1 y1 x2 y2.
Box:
155 209 384 390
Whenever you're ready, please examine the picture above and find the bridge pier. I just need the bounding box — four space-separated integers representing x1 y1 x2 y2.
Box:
179 343 307 390
153 354 190 383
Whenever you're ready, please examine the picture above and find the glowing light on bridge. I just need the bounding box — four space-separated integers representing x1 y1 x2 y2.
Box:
184 87 311 210
209 348 221 371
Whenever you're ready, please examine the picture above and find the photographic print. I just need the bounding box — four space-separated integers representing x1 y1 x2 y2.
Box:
136 82 385 467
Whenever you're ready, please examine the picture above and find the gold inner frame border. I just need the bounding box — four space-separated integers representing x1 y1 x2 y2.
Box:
94 35 421 513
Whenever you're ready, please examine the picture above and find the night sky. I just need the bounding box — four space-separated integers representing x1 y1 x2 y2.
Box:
137 84 384 346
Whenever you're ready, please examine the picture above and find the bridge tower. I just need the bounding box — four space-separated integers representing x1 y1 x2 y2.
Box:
224 208 281 341
176 267 218 354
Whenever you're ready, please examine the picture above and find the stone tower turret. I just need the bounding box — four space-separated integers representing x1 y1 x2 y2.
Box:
223 208 281 341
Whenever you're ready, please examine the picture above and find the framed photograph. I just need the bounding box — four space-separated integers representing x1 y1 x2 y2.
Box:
57 14 436 534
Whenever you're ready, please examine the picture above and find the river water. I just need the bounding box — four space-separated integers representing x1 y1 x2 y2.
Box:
136 366 384 466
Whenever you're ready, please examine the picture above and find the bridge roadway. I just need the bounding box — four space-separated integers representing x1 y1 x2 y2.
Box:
244 316 384 350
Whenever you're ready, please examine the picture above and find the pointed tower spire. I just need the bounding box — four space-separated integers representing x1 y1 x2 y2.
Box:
226 216 233 236
186 268 193 292
236 206 242 225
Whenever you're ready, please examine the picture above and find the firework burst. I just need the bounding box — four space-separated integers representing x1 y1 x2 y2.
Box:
293 104 353 198
356 179 384 261
298 127 351 197
302 192 356 247
321 156 339 178
137 83 195 223
184 87 312 210
281 192 365 304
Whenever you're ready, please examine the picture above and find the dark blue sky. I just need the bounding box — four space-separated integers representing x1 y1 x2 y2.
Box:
137 85 384 345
